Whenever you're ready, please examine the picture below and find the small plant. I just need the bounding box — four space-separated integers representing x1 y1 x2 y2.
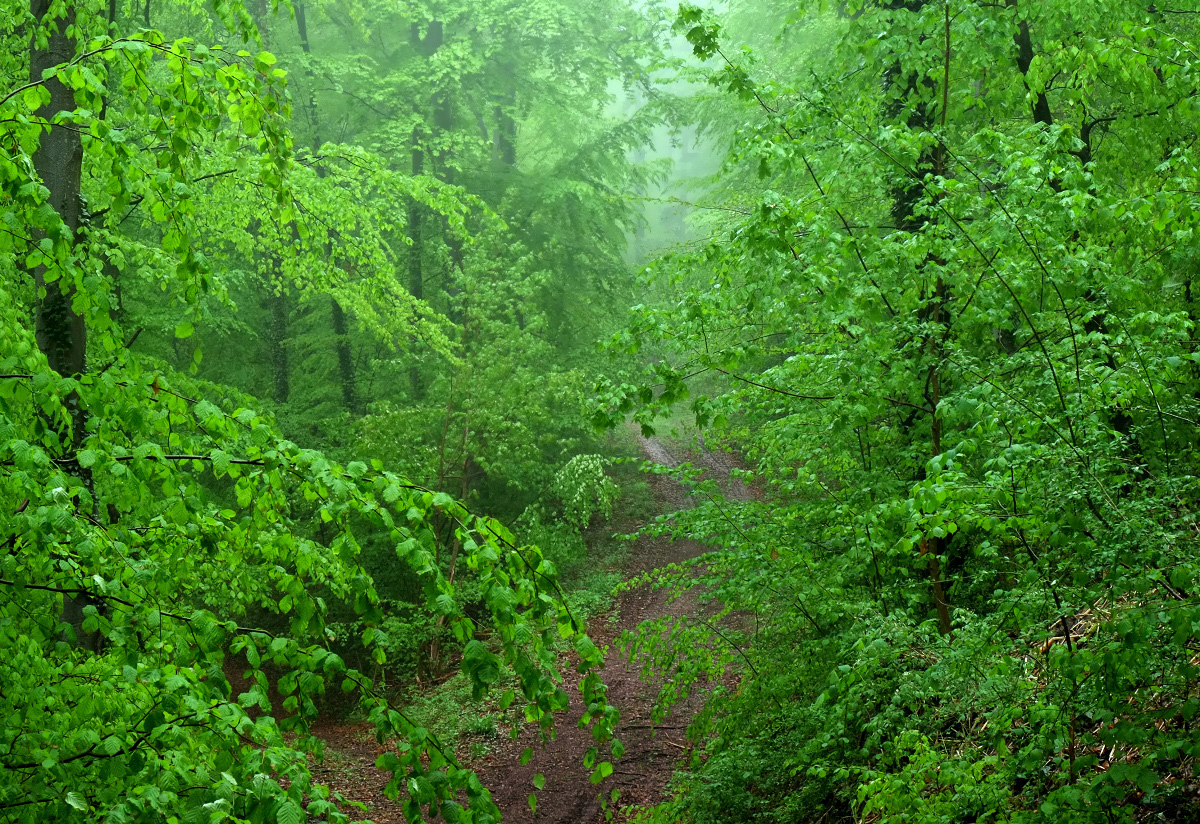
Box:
466 713 500 739
552 454 621 528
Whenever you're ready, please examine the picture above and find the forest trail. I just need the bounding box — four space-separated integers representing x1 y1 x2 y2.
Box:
315 435 751 823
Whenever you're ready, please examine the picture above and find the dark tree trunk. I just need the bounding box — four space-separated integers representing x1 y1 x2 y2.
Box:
407 128 424 400
31 0 107 652
434 88 466 290
296 0 358 412
884 0 954 636
31 0 86 390
1013 16 1053 127
331 299 357 411
494 103 516 167
250 1 291 405
295 0 319 134
268 290 290 403
883 0 935 232
404 19 446 402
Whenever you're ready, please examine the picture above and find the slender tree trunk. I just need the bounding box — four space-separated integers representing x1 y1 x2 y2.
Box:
925 280 953 638
268 288 290 403
885 0 953 636
429 415 470 675
403 20 444 401
407 128 424 400
295 0 358 412
331 300 357 410
251 1 291 405
1011 10 1053 128
494 102 516 167
928 7 953 638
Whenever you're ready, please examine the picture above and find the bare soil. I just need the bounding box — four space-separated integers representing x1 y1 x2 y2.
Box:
313 435 750 823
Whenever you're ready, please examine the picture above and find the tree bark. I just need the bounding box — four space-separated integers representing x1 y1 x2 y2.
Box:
407 127 424 400
30 0 86 389
268 288 290 403
404 20 445 401
31 0 106 651
494 102 516 167
884 0 954 636
331 299 357 410
295 0 359 412
1012 11 1053 127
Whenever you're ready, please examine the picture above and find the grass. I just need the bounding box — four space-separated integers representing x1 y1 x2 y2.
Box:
398 669 511 759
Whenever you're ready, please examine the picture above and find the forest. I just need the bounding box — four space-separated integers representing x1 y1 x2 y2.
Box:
4 0 1200 822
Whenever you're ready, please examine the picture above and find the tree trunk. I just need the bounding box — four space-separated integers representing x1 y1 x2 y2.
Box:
884 0 954 635
407 128 425 400
403 19 444 402
1012 13 1053 128
331 299 357 411
31 0 106 652
494 103 516 167
31 0 86 389
268 289 290 403
295 0 358 412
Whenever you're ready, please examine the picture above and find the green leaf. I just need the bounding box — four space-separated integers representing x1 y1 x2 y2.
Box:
589 761 613 784
276 799 302 824
22 85 45 111
532 773 545 790
175 321 194 339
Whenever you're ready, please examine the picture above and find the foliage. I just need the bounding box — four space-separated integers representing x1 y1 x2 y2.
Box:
603 1 1200 823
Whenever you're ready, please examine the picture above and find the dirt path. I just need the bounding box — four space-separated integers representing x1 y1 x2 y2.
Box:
315 436 749 823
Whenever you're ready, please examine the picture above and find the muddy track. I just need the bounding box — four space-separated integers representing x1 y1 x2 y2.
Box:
315 436 749 823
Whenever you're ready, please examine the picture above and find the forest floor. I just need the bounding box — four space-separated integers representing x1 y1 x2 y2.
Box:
312 434 751 823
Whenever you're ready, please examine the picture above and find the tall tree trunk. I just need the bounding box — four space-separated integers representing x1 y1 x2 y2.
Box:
1012 10 1053 128
434 88 467 301
268 288 290 403
885 0 953 635
331 299 357 410
404 20 445 402
925 283 953 637
295 0 358 412
494 102 516 167
252 0 290 405
31 0 86 390
407 128 424 400
31 0 105 651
